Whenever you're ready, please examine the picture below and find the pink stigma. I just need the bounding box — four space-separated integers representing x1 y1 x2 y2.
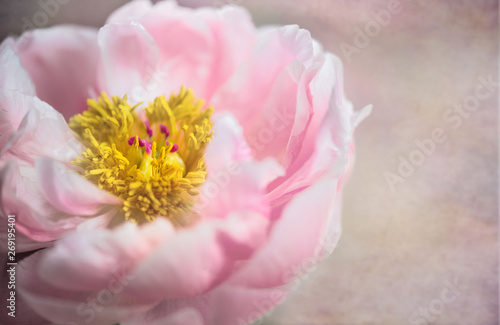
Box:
128 137 136 146
170 143 179 153
144 141 153 154
145 121 153 137
139 139 147 147
160 124 170 137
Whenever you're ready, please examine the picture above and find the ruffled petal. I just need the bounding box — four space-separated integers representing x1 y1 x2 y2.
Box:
0 161 114 250
14 25 100 120
209 25 323 185
97 22 160 100
0 89 32 152
228 175 340 289
38 218 175 292
18 251 156 325
36 158 121 216
122 211 269 301
199 113 284 218
0 90 83 165
125 2 256 101
211 25 313 128
266 54 370 204
0 39 35 95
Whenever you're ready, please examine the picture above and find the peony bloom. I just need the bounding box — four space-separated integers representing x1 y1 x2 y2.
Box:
0 1 370 324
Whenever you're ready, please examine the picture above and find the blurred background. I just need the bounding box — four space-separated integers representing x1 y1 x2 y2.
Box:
0 0 498 324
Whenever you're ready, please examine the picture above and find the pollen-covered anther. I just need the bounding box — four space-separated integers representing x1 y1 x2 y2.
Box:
69 86 214 225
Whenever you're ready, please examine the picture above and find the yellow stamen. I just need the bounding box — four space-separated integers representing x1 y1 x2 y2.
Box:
69 87 213 225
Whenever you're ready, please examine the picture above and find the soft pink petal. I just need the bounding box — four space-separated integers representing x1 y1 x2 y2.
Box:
0 161 114 250
203 113 253 171
208 25 322 182
38 218 175 292
18 251 156 325
122 211 269 301
266 110 349 206
98 22 159 99
36 157 122 216
228 176 340 289
211 25 313 126
238 59 314 167
0 39 35 95
0 89 31 152
0 91 83 165
199 114 283 218
267 54 371 204
14 25 100 120
129 2 256 101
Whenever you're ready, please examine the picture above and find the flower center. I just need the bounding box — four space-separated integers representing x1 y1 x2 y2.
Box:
69 87 213 225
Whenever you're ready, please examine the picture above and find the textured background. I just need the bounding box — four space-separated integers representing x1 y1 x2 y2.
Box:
0 0 498 324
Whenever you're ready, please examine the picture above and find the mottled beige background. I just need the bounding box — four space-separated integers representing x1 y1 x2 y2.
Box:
0 0 498 324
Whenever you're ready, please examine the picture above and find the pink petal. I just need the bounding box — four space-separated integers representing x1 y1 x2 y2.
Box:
98 22 159 100
38 218 175 292
208 26 323 183
18 251 156 325
132 2 256 100
199 114 283 218
0 39 35 95
36 158 121 216
0 89 31 152
0 90 84 165
266 54 371 204
203 113 253 172
211 25 313 127
14 25 100 120
121 211 269 301
228 176 341 289
0 161 114 250
281 54 353 177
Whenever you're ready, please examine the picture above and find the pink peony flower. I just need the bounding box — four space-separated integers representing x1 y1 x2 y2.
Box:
0 1 370 324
